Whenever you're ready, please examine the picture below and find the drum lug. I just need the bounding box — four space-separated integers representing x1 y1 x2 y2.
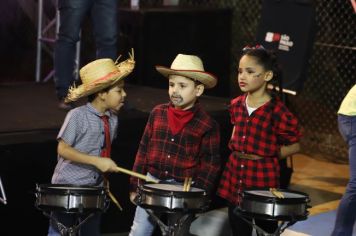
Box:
104 197 111 211
136 192 144 205
35 184 109 213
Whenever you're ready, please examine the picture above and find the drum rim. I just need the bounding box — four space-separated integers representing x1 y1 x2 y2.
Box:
36 183 106 194
241 188 310 204
244 187 309 197
139 183 207 197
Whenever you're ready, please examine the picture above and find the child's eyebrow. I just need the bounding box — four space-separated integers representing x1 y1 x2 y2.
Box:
238 67 256 71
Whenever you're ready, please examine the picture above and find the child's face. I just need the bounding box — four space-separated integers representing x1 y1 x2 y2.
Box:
237 55 272 94
168 75 203 110
104 81 127 112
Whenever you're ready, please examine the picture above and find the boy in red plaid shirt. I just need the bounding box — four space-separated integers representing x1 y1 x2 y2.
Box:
217 45 301 235
129 54 221 236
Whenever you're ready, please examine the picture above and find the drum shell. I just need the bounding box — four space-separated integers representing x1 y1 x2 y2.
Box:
138 184 210 212
35 184 109 213
238 189 310 221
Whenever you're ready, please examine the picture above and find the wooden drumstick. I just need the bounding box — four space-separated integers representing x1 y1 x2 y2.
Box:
270 188 285 198
107 190 123 211
186 177 192 192
115 166 159 183
183 177 188 191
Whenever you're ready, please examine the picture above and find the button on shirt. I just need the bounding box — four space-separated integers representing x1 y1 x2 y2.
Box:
217 94 301 205
51 103 118 186
130 103 221 194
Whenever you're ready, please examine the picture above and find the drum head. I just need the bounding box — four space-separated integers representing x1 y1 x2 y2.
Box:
137 183 209 213
236 188 310 221
144 183 204 194
243 189 309 204
37 184 105 194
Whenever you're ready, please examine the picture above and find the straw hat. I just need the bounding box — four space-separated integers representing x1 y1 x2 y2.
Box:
155 54 218 89
65 51 135 103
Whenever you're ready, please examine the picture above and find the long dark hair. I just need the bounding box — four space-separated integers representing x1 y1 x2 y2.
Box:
242 46 283 98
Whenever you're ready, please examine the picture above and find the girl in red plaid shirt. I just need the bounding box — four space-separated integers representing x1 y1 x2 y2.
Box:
217 45 301 235
129 54 221 236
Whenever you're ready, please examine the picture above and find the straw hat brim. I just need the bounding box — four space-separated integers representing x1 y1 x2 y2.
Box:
65 71 126 103
156 66 217 89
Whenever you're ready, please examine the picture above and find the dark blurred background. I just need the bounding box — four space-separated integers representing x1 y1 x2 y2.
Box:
1 0 355 162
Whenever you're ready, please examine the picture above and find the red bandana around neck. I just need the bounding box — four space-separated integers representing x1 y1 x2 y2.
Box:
168 106 194 135
100 115 111 158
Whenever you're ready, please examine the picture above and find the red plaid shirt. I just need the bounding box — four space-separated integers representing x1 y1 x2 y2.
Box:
130 103 221 194
217 94 301 205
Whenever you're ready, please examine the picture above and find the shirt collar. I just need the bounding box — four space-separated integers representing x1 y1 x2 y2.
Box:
86 102 112 117
242 93 277 108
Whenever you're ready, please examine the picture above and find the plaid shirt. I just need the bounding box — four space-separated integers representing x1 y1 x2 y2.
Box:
130 103 221 194
217 94 301 205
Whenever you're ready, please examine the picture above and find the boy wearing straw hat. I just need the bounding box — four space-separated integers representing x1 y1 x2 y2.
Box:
48 53 135 236
129 54 221 236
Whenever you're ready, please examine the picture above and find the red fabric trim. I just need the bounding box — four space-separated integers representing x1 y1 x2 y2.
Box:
155 65 218 79
167 105 194 135
100 115 111 158
88 71 120 86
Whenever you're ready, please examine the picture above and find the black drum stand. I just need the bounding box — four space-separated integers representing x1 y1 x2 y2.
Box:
42 210 95 236
145 209 195 236
234 208 302 236
0 177 7 205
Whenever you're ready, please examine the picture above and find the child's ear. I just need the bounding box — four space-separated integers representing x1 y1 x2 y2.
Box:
98 90 108 100
264 71 273 82
196 84 205 97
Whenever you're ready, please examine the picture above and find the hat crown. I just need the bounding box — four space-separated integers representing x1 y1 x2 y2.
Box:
65 50 135 103
80 59 118 85
170 54 205 71
155 53 217 89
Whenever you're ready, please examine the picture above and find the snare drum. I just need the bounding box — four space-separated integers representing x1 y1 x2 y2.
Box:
35 184 109 213
137 183 210 213
236 188 310 221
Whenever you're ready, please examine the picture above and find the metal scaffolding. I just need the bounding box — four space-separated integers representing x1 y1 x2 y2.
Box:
35 0 80 83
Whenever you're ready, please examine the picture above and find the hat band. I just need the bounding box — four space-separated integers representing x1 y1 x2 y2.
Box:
85 71 120 86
